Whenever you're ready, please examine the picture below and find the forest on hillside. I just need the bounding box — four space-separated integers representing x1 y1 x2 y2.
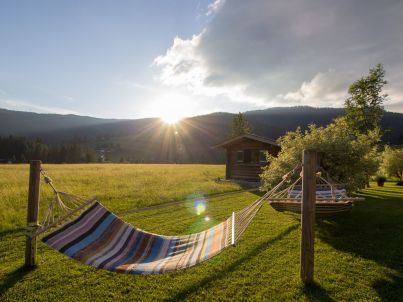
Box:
1 106 403 164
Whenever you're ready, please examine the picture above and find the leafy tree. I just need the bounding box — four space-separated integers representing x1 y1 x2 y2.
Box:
380 146 403 182
230 112 253 137
260 117 380 192
345 64 387 134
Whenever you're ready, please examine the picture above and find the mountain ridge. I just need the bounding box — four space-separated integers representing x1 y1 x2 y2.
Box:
1 106 402 163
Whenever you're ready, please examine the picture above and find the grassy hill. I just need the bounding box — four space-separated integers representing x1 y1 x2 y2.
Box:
1 107 403 163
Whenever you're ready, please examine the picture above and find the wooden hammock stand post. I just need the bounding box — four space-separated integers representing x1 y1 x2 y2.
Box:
300 149 317 284
25 160 41 268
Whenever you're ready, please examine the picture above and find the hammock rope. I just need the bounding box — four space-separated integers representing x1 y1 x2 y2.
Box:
33 168 285 274
32 164 359 274
265 166 364 214
30 170 98 238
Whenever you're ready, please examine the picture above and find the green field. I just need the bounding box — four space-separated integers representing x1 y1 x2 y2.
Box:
1 164 402 301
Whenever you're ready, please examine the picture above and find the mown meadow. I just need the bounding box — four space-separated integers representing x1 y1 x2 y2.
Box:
1 164 402 301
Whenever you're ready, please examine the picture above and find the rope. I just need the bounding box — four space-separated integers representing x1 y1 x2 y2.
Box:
229 166 303 243
29 169 97 238
264 164 363 215
31 163 308 241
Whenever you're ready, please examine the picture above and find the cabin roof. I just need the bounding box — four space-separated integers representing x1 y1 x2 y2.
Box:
212 133 278 149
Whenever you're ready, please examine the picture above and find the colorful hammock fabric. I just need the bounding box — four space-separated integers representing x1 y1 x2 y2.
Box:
288 188 347 199
269 200 353 214
42 201 234 274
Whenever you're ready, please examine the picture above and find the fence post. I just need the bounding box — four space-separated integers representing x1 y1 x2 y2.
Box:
25 160 41 268
300 149 317 284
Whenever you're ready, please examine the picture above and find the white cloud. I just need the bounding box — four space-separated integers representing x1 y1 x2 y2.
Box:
206 0 225 16
154 0 403 112
1 98 79 115
278 70 352 107
153 32 265 106
154 33 206 89
118 80 157 93
31 85 75 103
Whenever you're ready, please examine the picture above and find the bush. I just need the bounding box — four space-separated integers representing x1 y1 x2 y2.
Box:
380 146 403 183
375 175 387 182
260 117 380 192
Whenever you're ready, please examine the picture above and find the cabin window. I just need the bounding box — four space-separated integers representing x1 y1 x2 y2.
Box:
243 150 251 163
236 151 244 163
236 150 267 164
259 150 267 163
251 150 260 164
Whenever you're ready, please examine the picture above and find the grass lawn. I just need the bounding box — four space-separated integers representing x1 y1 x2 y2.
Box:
1 164 402 301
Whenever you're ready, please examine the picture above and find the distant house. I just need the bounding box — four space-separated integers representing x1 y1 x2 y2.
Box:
213 134 280 182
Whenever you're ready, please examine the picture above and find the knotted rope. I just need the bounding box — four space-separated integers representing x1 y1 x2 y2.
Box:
28 169 96 238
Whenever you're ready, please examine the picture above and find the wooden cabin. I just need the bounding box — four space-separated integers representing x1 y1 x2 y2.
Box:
213 134 280 182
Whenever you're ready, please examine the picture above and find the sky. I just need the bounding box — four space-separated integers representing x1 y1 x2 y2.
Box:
1 0 403 120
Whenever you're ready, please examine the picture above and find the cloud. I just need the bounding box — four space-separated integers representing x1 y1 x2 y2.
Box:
1 98 79 115
154 33 206 89
277 70 353 107
206 0 225 16
154 0 403 112
31 85 75 102
153 32 265 106
118 80 157 93
386 101 403 113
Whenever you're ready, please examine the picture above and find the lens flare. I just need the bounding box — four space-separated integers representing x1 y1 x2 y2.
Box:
184 193 216 233
195 199 206 215
185 193 208 216
187 216 216 233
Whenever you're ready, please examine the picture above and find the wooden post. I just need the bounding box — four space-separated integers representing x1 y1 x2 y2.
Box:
25 160 41 268
300 149 317 284
231 211 235 246
225 148 231 179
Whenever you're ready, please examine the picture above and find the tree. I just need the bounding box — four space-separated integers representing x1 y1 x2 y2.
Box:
85 149 97 163
230 112 253 137
345 64 387 134
380 146 403 183
260 117 380 192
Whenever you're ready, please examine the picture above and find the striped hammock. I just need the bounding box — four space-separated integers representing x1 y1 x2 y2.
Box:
42 198 264 274
288 188 347 199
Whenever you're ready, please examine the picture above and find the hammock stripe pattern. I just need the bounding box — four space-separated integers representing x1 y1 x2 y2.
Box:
266 168 362 215
288 188 346 199
42 202 233 274
269 200 353 214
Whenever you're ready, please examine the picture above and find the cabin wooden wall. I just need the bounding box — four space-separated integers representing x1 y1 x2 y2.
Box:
226 139 279 182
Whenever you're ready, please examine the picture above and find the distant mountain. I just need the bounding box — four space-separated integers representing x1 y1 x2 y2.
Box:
245 106 346 139
0 108 118 136
1 107 402 163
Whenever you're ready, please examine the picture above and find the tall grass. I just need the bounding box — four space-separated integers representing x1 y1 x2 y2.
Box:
0 164 238 232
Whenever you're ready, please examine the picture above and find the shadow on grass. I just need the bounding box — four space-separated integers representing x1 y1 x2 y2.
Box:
0 266 34 298
0 228 25 238
372 272 403 302
118 187 261 216
365 188 402 195
0 228 34 298
168 224 299 301
302 282 335 302
316 185 403 301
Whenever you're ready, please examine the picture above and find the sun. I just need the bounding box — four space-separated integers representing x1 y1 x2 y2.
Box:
144 92 195 124
160 114 183 124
